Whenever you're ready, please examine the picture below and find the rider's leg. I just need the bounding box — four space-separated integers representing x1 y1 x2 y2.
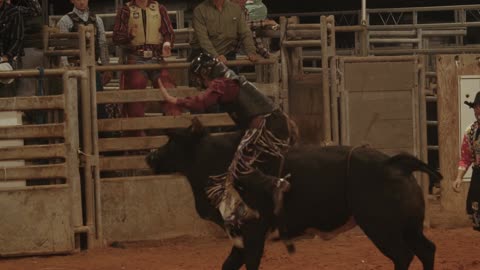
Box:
236 169 291 216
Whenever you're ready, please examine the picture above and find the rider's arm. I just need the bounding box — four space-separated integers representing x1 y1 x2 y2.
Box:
175 78 239 112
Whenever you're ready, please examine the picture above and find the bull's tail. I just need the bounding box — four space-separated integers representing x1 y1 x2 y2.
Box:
385 153 443 183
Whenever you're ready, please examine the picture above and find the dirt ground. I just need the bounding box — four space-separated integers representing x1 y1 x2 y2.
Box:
1 227 480 270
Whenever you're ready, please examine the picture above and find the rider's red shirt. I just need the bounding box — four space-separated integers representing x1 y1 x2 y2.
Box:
175 78 240 112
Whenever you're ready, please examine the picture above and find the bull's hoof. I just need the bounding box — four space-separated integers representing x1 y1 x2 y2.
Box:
286 241 296 254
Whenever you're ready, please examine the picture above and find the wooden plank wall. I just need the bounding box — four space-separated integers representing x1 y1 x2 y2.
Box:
437 54 479 224
288 73 325 144
341 60 418 155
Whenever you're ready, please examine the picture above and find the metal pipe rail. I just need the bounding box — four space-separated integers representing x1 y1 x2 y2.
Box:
369 29 467 37
283 40 323 48
366 4 480 13
368 22 480 30
0 67 77 79
48 10 183 25
369 38 421 44
96 58 276 72
371 46 480 55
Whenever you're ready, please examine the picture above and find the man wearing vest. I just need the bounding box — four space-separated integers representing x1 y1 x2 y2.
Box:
57 0 111 79
113 0 179 136
57 0 116 120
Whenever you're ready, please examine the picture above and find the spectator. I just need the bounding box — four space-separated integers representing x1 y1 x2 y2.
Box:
453 90 480 231
57 0 118 120
113 0 180 136
8 0 41 17
57 0 110 69
232 0 278 58
189 0 259 63
0 0 24 97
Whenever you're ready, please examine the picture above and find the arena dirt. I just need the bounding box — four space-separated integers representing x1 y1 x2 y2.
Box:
1 227 479 270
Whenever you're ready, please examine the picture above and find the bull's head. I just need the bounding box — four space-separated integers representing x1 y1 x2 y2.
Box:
146 117 209 174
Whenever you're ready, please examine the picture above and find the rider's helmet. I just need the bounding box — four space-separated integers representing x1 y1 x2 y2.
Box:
189 53 219 80
189 53 229 88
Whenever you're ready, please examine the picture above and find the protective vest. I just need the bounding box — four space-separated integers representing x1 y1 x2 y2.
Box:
216 64 274 126
68 11 100 60
127 2 162 46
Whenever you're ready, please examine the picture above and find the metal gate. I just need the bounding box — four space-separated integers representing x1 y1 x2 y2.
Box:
336 56 426 157
0 71 83 256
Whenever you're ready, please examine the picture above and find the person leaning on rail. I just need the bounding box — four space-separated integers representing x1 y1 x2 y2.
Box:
231 0 279 59
189 0 259 64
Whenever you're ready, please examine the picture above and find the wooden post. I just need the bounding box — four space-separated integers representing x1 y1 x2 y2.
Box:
330 56 339 145
288 17 303 77
63 70 83 240
78 25 96 249
436 54 477 225
338 58 348 145
321 16 331 142
85 24 104 247
417 56 431 227
360 24 368 56
280 17 290 113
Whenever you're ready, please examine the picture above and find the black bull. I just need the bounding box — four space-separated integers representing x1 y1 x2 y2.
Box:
146 123 443 270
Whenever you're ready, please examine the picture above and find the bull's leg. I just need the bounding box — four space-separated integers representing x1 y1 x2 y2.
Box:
222 246 244 270
242 222 269 270
404 228 435 270
359 226 415 270
236 169 290 216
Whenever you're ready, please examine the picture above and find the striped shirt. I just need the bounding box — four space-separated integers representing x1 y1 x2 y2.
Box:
57 7 109 66
11 0 42 17
0 3 24 61
113 0 174 56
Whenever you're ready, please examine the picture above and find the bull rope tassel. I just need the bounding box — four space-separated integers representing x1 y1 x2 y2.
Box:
207 126 265 206
207 114 293 219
